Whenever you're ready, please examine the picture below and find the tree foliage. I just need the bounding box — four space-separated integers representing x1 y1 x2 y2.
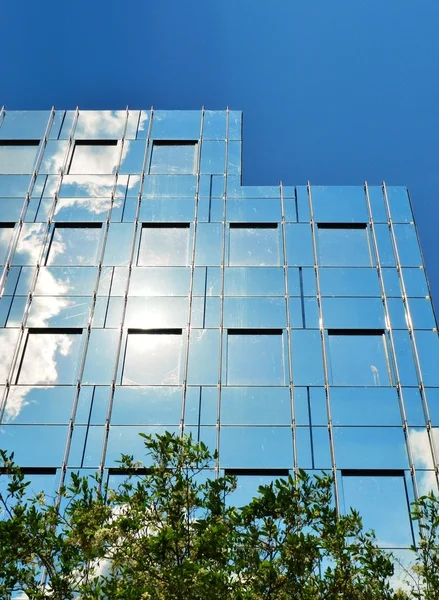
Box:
0 432 437 599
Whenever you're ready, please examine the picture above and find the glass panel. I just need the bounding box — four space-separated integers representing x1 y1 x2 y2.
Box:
105 425 179 466
0 329 20 383
33 266 98 296
327 332 392 386
330 387 401 426
226 198 281 223
82 329 120 384
111 386 182 425
374 224 396 266
392 330 419 386
0 110 50 139
39 140 69 174
221 387 291 425
408 298 436 329
200 141 225 174
151 110 201 140
341 474 413 547
187 329 220 385
334 427 408 468
142 175 196 198
0 425 68 467
0 198 23 221
194 223 222 266
129 267 190 296
125 297 188 328
228 111 242 140
0 223 15 263
223 298 286 328
317 226 372 267
285 224 314 266
17 330 82 385
137 197 194 223
2 386 75 424
219 427 293 469
290 330 325 386
226 331 286 385
224 268 285 296
58 175 125 198
185 387 217 425
26 296 92 328
387 186 413 223
0 175 31 196
311 186 368 223
381 268 402 296
203 110 226 140
69 142 120 175
408 428 435 469
137 224 190 266
403 267 429 297
102 223 134 267
403 387 426 426
122 331 183 385
68 110 127 139
319 267 381 297
13 223 46 266
229 225 281 266
368 185 387 222
416 331 439 386
46 225 101 266
45 197 112 223
322 298 385 329
228 474 282 506
0 143 39 174
149 142 197 175
394 224 423 266
119 140 146 174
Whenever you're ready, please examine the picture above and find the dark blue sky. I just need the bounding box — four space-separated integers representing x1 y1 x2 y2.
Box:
3 0 439 303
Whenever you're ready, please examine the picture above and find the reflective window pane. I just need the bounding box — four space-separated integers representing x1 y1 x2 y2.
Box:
334 427 408 468
229 224 280 266
122 331 183 385
317 225 372 267
3 386 75 424
341 474 413 547
224 267 285 296
223 298 286 328
311 186 368 223
0 110 50 139
26 296 92 328
128 267 190 296
327 332 392 386
17 330 82 385
0 142 39 174
0 223 15 263
319 268 381 297
220 427 293 469
111 386 182 425
149 142 197 175
322 298 385 329
221 387 291 425
226 330 286 385
46 225 102 266
69 141 120 175
137 224 190 266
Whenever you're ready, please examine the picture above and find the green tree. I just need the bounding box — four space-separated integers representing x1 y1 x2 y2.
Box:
0 432 426 599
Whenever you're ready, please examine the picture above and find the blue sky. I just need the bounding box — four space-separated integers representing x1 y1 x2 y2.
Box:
3 0 439 304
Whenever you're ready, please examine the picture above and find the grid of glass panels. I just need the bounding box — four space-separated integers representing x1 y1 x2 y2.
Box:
0 109 438 554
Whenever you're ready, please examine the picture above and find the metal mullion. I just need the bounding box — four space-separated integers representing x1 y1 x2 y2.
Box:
306 181 339 512
99 107 154 472
0 108 77 424
382 182 439 480
180 108 205 434
364 182 419 497
0 106 5 127
280 182 296 473
0 107 56 297
216 107 229 477
60 108 131 479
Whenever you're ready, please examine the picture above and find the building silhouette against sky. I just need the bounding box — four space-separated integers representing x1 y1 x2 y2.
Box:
1 108 439 564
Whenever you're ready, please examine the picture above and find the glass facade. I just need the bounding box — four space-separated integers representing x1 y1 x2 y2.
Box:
0 108 438 555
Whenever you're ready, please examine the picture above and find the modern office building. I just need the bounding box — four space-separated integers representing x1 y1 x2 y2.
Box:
1 108 439 564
